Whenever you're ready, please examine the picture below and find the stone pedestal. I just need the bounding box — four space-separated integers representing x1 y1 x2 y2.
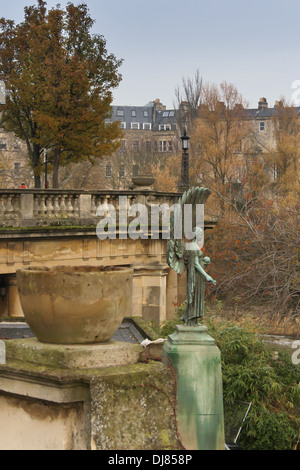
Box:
162 324 225 450
0 338 179 450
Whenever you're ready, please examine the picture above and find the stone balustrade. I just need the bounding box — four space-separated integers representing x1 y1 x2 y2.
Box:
0 189 182 228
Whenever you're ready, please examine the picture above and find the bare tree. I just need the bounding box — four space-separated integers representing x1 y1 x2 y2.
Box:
174 69 203 134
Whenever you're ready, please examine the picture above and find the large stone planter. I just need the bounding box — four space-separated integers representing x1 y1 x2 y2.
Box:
16 266 133 345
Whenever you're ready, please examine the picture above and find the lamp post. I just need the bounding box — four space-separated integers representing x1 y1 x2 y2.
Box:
179 129 190 191
43 150 48 189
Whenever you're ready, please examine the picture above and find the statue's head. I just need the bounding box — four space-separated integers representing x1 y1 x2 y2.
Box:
203 256 211 266
192 226 203 241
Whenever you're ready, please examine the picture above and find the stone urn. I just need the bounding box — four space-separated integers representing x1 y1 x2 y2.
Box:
132 175 155 190
16 266 133 344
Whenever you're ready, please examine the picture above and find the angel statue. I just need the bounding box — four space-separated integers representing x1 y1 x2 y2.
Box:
167 187 216 326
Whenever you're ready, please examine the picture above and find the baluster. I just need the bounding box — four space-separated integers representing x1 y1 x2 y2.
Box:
73 195 79 218
0 196 5 219
5 195 14 218
127 195 133 221
114 195 120 221
53 196 60 217
66 195 73 214
60 195 67 214
46 195 54 217
12 194 20 218
33 195 40 217
91 195 97 215
40 195 47 215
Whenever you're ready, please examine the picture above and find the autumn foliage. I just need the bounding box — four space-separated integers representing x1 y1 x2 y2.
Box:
0 1 122 187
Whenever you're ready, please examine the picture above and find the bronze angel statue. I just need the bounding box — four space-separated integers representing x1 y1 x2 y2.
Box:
167 187 216 326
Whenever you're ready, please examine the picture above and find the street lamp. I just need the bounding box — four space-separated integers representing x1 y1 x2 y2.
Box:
179 129 190 190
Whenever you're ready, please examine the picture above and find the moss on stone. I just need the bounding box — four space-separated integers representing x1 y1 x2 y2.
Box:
129 316 161 341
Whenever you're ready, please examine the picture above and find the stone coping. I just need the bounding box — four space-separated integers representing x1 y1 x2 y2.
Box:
3 337 143 370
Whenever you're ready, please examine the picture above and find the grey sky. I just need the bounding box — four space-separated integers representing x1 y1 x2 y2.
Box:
1 0 300 109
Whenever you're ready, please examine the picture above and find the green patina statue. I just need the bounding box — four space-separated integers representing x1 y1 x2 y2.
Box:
167 187 216 326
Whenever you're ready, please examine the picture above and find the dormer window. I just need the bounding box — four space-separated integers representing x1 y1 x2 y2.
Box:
116 109 124 117
131 122 139 130
159 124 172 131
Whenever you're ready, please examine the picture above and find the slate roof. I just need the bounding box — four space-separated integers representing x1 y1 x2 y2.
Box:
109 99 300 128
245 106 300 119
109 103 177 131
110 104 153 129
153 109 177 131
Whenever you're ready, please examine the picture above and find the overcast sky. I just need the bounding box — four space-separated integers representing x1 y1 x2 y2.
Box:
1 0 300 109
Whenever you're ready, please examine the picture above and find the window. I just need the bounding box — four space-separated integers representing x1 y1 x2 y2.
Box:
273 164 281 181
116 109 124 117
13 140 21 150
105 164 112 178
120 140 126 150
169 111 175 117
119 165 125 179
143 123 151 130
131 122 139 130
159 124 172 131
143 110 149 117
234 141 242 153
119 122 126 129
14 162 21 172
132 140 139 151
159 141 167 152
0 139 7 150
259 121 265 131
145 141 151 152
131 110 136 117
158 141 173 152
163 111 169 117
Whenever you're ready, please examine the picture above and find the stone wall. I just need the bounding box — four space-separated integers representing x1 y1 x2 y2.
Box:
0 340 180 450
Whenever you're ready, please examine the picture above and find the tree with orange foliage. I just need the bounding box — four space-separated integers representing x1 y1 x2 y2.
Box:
0 1 122 188
192 82 258 204
264 100 300 196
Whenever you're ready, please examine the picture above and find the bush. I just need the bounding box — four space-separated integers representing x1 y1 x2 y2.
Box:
160 315 300 450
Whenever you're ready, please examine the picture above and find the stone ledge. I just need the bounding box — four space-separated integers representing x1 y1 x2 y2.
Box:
4 337 143 370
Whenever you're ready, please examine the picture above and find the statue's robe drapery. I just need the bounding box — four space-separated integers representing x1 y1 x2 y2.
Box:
184 249 205 325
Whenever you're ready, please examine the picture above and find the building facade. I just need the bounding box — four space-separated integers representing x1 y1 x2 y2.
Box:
0 96 299 189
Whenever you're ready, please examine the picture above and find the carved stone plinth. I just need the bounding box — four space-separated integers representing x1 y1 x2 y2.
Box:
162 324 225 450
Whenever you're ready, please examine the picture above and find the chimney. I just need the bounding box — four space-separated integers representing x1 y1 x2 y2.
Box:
258 97 268 110
274 100 283 108
153 99 166 111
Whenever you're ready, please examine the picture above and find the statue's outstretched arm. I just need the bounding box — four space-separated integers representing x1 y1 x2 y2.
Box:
195 257 216 285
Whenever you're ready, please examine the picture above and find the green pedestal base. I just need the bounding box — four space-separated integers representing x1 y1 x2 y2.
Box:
162 324 225 450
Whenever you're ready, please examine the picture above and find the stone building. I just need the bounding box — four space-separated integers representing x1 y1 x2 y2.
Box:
0 127 32 189
236 97 300 182
0 96 299 189
97 99 180 190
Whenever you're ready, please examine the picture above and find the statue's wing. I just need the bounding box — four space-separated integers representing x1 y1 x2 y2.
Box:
180 186 211 235
170 187 210 238
167 187 211 273
166 239 185 274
